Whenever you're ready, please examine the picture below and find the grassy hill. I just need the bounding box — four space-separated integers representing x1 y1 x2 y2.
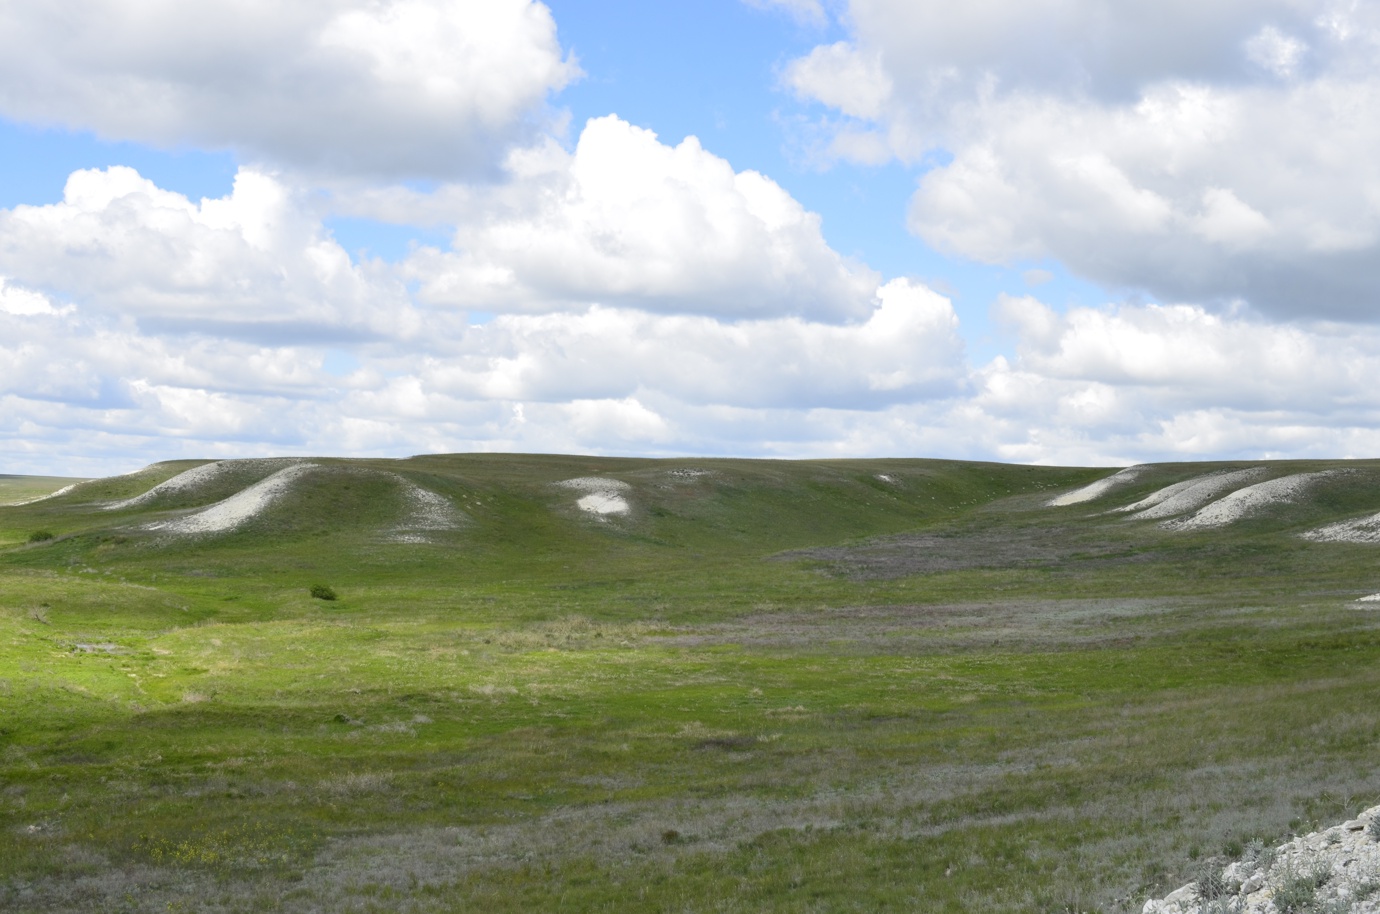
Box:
3 454 1380 912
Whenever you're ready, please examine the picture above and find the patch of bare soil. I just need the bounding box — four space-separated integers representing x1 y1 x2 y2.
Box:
652 597 1196 653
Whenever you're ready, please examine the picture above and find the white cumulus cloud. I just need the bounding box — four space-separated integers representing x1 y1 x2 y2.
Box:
0 166 422 341
785 0 1380 320
405 278 965 409
401 116 881 322
0 162 969 473
0 0 578 178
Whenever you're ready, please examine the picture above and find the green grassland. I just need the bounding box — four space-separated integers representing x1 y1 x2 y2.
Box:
3 455 1380 912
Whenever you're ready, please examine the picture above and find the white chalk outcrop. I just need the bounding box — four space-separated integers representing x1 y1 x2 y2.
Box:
10 462 168 505
1163 472 1341 531
104 458 302 511
5 483 79 506
556 477 631 516
1116 468 1267 520
1143 806 1380 913
1046 466 1147 507
146 464 318 536
1303 511 1380 545
387 477 464 542
104 461 227 510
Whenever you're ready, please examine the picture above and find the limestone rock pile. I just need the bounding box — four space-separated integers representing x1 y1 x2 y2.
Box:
1144 806 1380 913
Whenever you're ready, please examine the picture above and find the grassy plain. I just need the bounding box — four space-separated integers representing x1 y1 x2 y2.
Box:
2 455 1380 912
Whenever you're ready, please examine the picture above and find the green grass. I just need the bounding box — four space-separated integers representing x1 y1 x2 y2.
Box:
3 454 1380 912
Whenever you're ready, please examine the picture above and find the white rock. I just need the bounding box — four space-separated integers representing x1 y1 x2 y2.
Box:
146 464 318 536
1045 466 1147 507
1116 467 1266 520
1163 471 1341 530
555 477 632 516
1142 803 1380 913
1163 882 1196 905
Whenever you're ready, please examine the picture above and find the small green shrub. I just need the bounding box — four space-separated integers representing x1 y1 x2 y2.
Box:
309 585 338 601
28 531 54 543
1193 862 1234 903
1243 839 1276 870
1272 860 1332 914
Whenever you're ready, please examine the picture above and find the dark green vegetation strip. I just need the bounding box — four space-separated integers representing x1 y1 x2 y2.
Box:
3 455 1380 912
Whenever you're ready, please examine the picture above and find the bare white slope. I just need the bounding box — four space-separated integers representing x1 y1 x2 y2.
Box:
105 462 226 510
1163 471 1341 531
387 477 464 542
1303 510 1380 544
556 477 631 516
106 458 307 511
6 483 79 506
1045 466 1147 507
1116 468 1267 520
12 462 167 505
146 464 318 535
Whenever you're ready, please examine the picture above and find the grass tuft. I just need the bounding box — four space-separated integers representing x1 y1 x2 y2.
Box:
1272 859 1333 914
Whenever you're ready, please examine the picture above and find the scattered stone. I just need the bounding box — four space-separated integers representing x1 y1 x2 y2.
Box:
1143 805 1380 913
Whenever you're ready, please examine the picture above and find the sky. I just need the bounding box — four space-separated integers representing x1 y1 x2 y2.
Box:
2 0 1380 476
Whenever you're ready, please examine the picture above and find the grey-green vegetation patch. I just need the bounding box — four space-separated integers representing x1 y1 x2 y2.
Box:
3 454 1380 912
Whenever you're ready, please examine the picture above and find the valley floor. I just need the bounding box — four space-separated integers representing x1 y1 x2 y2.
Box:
3 454 1380 912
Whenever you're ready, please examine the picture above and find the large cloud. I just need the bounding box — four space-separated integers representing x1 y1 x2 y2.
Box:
371 278 965 409
0 166 422 342
974 296 1380 464
0 0 577 178
0 114 885 336
0 273 970 473
400 116 881 321
784 0 1380 320
11 250 1380 475
0 157 970 474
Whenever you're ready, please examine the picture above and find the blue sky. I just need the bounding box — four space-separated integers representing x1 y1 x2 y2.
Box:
1 0 1378 475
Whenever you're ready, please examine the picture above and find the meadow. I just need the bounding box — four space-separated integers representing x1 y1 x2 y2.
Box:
2 454 1380 913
